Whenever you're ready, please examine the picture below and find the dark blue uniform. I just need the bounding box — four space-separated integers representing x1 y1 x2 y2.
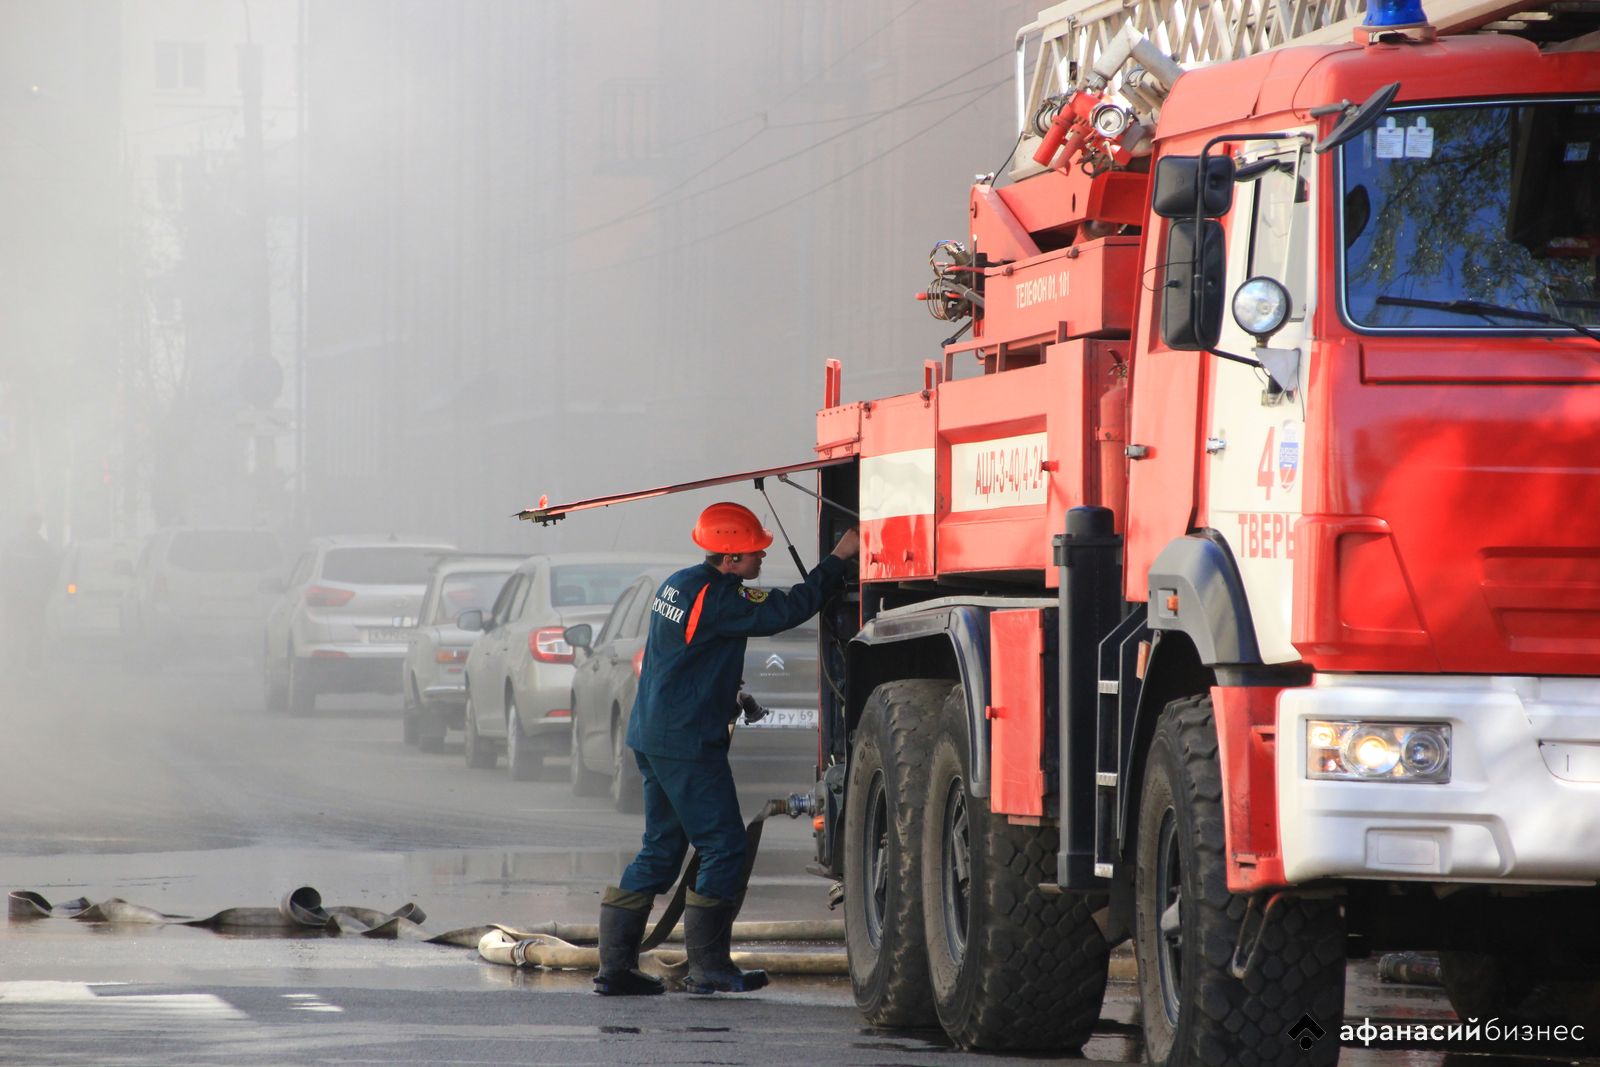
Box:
619 556 846 903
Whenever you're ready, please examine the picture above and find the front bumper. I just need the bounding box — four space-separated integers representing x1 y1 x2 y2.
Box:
1278 675 1600 885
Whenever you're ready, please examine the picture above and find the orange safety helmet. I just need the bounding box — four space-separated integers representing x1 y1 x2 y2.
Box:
692 502 773 555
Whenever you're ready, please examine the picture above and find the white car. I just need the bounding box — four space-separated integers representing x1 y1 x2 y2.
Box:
45 538 140 654
458 553 682 780
120 528 285 668
262 537 455 716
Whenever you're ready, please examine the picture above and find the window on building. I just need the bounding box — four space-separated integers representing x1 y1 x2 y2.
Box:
155 42 205 91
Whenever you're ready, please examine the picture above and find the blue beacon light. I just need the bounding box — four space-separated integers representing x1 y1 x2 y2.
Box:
1364 0 1429 26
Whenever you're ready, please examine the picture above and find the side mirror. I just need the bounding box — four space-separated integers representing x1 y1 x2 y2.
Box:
1160 219 1226 350
1152 155 1235 219
1315 81 1401 155
564 623 593 650
259 575 286 594
457 609 485 632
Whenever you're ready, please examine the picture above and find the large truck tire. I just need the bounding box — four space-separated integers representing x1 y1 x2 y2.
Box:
843 679 948 1028
921 687 1110 1050
1134 695 1345 1067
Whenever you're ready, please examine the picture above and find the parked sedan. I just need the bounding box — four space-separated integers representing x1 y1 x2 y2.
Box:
401 554 522 751
458 553 682 781
566 568 673 808
567 571 823 812
44 538 139 656
262 537 455 716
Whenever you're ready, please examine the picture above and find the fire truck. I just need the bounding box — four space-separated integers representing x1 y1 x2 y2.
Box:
529 0 1600 1061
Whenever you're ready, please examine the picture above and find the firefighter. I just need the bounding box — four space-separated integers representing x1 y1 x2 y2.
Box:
594 501 858 996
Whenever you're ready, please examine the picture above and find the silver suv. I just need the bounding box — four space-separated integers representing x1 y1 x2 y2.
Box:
262 537 454 716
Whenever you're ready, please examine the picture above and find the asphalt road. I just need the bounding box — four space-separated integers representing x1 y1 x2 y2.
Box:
1 655 1595 1066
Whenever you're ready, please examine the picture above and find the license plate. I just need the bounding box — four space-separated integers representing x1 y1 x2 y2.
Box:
745 708 818 729
365 628 414 644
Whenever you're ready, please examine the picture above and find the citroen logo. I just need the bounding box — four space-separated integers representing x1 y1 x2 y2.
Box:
764 653 785 671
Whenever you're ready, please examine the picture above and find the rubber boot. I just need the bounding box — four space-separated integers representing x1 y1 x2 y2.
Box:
683 900 768 994
593 900 664 997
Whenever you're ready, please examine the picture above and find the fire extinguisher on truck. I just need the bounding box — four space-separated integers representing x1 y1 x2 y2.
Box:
527 0 1600 1061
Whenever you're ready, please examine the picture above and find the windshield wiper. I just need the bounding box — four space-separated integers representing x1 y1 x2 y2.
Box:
1375 294 1600 348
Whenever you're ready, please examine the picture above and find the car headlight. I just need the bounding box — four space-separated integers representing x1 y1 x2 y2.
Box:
1306 721 1451 783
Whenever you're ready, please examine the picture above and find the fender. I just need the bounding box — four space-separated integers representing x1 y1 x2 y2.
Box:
1146 531 1261 666
849 597 1052 799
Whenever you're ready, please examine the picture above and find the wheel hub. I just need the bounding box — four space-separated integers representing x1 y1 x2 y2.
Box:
861 769 888 948
1155 806 1185 1025
940 778 970 962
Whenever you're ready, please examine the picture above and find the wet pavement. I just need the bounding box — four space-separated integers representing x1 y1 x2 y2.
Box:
2 662 1597 1065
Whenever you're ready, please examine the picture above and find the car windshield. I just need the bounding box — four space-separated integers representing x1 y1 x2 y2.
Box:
167 531 282 573
322 547 442 585
433 571 512 622
1341 99 1600 330
550 564 656 607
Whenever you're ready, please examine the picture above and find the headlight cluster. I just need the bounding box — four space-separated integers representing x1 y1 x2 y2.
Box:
1306 721 1451 783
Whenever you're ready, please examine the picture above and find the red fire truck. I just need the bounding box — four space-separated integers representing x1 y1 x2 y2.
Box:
530 0 1600 1061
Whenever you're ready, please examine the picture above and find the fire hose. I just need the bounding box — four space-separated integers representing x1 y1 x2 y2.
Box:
7 795 848 980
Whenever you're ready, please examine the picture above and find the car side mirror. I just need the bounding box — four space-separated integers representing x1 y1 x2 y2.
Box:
259 575 286 594
458 609 485 632
564 623 593 650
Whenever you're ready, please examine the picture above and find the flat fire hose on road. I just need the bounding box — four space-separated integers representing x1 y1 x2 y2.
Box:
7 797 848 979
479 794 839 978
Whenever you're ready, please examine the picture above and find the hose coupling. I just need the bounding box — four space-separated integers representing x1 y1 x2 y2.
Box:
762 793 818 819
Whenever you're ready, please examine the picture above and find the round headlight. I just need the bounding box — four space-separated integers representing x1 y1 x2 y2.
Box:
1401 729 1448 776
1343 729 1399 776
1231 277 1291 339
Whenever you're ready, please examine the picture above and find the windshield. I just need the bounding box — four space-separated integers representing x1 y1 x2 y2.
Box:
322 546 442 585
549 564 656 607
1341 99 1600 330
432 571 512 623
